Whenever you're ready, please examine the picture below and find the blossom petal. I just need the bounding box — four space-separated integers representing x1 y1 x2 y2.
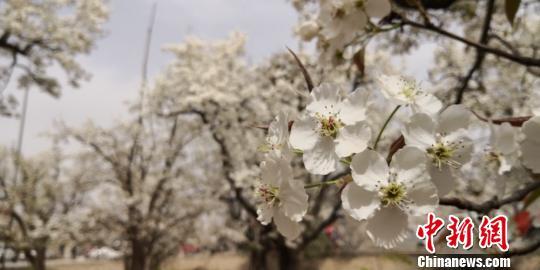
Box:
261 156 292 187
407 181 439 216
365 0 391 18
257 204 274 225
268 111 289 146
280 180 309 222
391 146 427 172
437 104 471 135
377 75 407 105
335 121 371 157
521 116 540 173
289 115 319 151
411 93 442 116
402 113 436 149
491 123 518 155
338 89 369 125
366 206 410 249
452 136 473 165
303 136 339 175
274 209 302 240
350 149 389 191
306 83 343 116
341 183 380 221
522 141 540 174
428 163 456 196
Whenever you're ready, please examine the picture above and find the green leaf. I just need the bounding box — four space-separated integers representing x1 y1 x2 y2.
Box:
505 0 521 26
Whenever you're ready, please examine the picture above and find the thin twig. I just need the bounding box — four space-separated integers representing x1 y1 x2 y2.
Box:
440 179 540 214
454 0 495 104
400 16 540 67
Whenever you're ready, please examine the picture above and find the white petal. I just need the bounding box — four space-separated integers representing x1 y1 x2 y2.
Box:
407 181 439 216
341 183 380 221
452 136 473 165
334 121 371 157
402 113 436 149
306 83 343 115
338 89 369 125
365 0 391 18
377 75 407 105
522 140 540 174
522 116 540 144
274 209 302 240
257 204 274 225
521 116 540 173
491 123 518 155
498 156 513 175
428 163 456 197
437 104 471 135
391 147 429 187
289 115 319 151
280 179 309 222
391 146 427 172
303 136 340 175
350 149 389 191
366 206 410 249
411 93 442 116
261 156 292 187
268 111 289 146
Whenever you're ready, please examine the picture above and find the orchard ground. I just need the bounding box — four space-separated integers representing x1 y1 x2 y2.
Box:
5 253 540 270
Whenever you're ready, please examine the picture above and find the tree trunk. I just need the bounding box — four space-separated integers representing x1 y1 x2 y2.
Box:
247 238 301 270
248 246 268 270
125 240 150 270
275 238 300 270
26 247 46 270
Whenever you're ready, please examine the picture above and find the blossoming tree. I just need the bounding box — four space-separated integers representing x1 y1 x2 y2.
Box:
0 144 92 270
0 0 108 116
245 0 540 259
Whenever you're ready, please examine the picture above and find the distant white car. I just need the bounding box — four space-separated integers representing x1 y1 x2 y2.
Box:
87 247 122 259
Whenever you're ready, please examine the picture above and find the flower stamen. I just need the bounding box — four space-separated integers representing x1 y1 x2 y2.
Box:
256 184 280 206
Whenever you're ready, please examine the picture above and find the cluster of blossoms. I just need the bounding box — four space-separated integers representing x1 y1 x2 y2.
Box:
293 0 392 62
256 74 540 248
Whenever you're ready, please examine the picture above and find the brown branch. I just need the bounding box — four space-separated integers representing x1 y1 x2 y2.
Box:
505 234 540 256
440 180 540 214
299 200 341 250
454 0 495 104
287 47 314 92
472 110 532 127
399 16 540 67
181 109 258 218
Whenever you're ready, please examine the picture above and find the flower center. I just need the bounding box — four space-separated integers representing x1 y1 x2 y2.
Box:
256 184 279 206
426 135 464 169
316 114 343 138
401 81 419 100
380 182 407 207
485 151 502 167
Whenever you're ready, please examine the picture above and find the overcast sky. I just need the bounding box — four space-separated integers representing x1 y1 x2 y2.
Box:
0 0 434 155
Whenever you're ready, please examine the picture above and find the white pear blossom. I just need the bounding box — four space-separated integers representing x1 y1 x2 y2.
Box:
296 20 320 41
521 116 540 173
290 83 372 175
317 0 391 53
378 75 442 116
485 122 520 175
402 105 473 196
256 155 309 240
260 111 292 160
341 147 438 248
